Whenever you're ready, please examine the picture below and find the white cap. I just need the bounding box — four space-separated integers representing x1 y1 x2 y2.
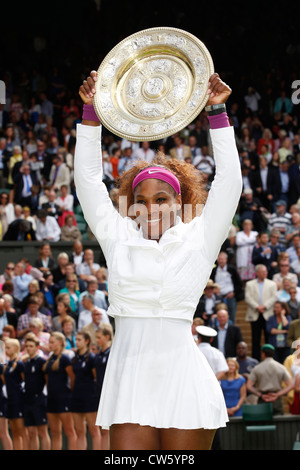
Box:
195 325 217 337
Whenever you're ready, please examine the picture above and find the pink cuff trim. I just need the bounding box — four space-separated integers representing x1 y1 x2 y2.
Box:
207 112 230 129
82 104 100 122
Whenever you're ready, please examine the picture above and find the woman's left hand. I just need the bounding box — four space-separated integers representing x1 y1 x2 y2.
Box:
207 73 232 106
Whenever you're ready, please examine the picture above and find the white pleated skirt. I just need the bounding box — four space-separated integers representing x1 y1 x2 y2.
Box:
96 316 228 430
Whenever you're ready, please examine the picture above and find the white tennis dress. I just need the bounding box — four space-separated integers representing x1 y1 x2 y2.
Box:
74 123 242 430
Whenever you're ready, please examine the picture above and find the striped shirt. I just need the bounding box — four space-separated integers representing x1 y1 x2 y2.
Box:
268 212 292 245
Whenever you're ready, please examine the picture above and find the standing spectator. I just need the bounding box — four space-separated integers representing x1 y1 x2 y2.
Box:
169 135 192 160
235 219 258 282
287 285 300 320
69 240 84 268
287 233 300 264
81 307 107 344
54 184 75 227
286 212 300 245
235 341 259 382
51 252 69 285
268 200 292 246
287 311 300 348
244 86 261 114
34 242 56 276
58 274 80 317
35 209 61 242
0 262 15 286
0 297 17 337
247 344 293 415
12 261 33 302
220 358 247 417
251 155 281 211
41 189 62 221
211 309 243 358
211 252 244 323
269 229 286 258
245 264 278 361
266 301 292 363
252 231 278 278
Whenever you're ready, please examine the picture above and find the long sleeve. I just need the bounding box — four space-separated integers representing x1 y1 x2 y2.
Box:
74 124 131 258
200 126 243 264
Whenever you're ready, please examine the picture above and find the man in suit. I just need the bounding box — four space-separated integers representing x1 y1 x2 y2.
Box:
41 188 62 221
169 135 192 161
13 163 38 207
245 264 278 361
211 308 243 357
3 219 36 241
251 155 281 211
48 153 70 195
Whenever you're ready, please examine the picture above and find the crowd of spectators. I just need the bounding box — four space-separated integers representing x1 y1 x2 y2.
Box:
1 4 300 449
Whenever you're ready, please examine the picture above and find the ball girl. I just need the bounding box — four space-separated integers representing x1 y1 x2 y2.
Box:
23 333 51 450
94 323 114 450
43 331 77 450
1 339 29 450
0 363 13 450
71 331 100 450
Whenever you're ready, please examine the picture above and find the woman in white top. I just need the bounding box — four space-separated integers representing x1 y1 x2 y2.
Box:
74 71 242 450
235 219 258 281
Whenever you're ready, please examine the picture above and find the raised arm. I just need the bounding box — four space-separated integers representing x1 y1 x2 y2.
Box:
199 74 243 264
74 72 130 257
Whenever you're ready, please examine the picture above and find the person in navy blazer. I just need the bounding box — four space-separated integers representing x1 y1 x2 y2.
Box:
13 163 38 207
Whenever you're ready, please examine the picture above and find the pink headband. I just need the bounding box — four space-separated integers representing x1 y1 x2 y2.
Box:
132 166 181 194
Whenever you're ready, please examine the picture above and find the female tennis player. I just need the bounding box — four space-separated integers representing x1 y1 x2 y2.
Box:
75 70 242 450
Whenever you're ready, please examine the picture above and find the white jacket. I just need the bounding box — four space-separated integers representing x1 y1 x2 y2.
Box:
74 124 242 323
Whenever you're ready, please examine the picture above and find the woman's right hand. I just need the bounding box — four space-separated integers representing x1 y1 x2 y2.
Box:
79 71 98 104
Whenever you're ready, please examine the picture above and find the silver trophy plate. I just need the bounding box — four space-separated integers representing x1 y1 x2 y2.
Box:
93 27 214 141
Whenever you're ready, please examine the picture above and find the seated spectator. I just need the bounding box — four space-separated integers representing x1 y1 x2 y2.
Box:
20 279 41 314
277 277 294 303
210 251 244 323
17 295 52 339
286 212 300 245
220 358 247 417
35 209 61 242
39 271 59 315
51 252 69 284
78 293 95 331
95 267 108 298
272 258 298 289
61 315 77 353
211 309 243 357
269 229 286 258
0 262 15 287
56 262 85 292
291 246 300 284
78 276 108 314
0 297 17 337
268 200 292 246
60 214 82 242
194 279 223 325
287 312 300 348
48 152 71 195
69 240 84 267
21 206 36 231
235 341 259 381
238 188 268 232
12 261 34 301
235 219 258 282
52 299 76 334
55 184 75 227
41 188 62 221
1 280 22 317
58 274 80 316
0 191 16 239
76 249 101 285
34 242 56 276
132 141 155 163
287 285 300 320
252 231 278 278
266 301 292 363
3 218 36 241
22 318 50 358
169 135 192 160
286 233 300 264
193 146 215 179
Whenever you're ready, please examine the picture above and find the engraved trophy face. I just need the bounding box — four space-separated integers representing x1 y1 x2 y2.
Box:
93 27 214 141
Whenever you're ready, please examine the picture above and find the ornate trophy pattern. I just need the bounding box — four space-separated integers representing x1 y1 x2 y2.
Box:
94 28 214 141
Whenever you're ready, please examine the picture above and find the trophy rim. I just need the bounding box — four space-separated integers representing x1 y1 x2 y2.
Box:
93 27 214 142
